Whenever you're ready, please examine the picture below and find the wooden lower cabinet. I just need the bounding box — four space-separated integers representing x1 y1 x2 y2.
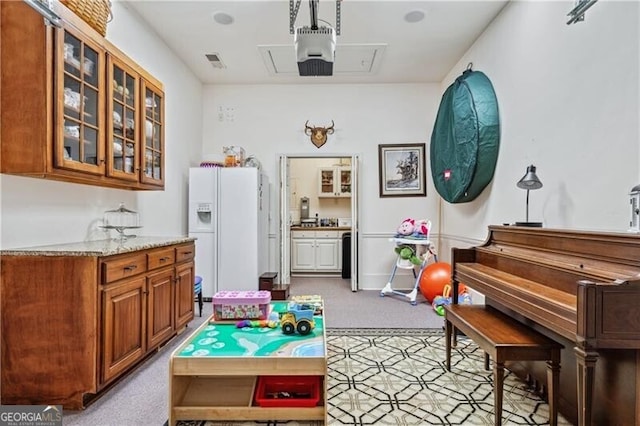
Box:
175 262 195 330
102 276 147 383
146 268 175 350
0 238 195 409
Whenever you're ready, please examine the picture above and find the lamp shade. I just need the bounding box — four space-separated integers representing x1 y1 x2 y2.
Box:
516 165 543 190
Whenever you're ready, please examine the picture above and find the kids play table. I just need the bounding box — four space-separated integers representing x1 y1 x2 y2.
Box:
168 302 326 425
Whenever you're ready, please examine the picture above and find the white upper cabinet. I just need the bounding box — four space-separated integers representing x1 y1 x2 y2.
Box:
318 166 351 198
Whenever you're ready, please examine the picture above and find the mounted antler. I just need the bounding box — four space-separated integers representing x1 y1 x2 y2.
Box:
326 120 335 135
304 120 335 148
304 120 314 136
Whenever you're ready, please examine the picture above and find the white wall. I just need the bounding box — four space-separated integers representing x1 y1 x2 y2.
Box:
202 84 442 289
5 0 635 294
437 0 640 259
0 2 203 249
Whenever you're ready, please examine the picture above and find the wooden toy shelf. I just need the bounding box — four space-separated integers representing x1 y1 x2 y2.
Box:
168 303 327 425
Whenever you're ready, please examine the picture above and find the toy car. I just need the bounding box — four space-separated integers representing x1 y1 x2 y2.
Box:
281 303 315 335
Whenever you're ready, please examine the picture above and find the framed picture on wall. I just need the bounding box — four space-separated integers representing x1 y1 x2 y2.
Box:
378 143 427 197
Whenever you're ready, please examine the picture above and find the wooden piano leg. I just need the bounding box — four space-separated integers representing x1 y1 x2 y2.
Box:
575 346 598 426
493 361 505 426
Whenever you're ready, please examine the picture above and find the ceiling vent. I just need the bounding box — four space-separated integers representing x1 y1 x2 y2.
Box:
205 53 226 69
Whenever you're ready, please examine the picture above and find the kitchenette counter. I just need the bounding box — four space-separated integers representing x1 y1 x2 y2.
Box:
0 236 195 256
291 226 351 231
1 235 197 409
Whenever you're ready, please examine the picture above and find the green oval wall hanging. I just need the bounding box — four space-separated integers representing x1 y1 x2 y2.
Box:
430 67 500 203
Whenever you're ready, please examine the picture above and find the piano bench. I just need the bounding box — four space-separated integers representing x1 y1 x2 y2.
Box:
444 304 563 426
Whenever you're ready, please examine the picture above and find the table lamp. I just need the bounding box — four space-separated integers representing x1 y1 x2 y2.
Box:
515 165 543 227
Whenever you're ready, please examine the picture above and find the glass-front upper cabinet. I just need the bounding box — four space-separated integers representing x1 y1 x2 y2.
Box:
339 167 351 196
140 80 164 186
319 168 336 197
56 27 104 174
107 55 139 181
318 167 351 197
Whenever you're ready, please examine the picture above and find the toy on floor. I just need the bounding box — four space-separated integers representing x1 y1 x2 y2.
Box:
236 311 280 329
432 284 472 316
419 261 454 302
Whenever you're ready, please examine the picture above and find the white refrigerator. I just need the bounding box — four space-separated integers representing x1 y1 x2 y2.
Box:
188 167 269 298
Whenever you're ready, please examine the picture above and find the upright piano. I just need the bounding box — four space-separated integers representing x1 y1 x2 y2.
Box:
452 225 640 426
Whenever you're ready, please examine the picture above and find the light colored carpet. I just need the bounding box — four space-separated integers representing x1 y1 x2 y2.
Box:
289 277 445 329
61 280 463 426
62 306 213 426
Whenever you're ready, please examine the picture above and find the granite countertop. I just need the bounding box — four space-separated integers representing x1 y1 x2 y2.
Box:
290 226 352 231
0 236 196 257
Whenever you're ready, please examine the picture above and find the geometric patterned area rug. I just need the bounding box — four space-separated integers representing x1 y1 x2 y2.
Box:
173 329 571 426
325 329 570 426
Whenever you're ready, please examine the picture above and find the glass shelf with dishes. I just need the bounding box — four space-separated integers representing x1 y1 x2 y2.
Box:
63 32 98 88
58 32 101 173
140 82 164 185
107 58 140 182
112 139 136 173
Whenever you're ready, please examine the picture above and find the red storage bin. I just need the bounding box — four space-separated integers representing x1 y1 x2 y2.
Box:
254 376 321 407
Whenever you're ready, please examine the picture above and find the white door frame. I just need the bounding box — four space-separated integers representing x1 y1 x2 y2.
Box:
279 156 291 286
278 153 360 291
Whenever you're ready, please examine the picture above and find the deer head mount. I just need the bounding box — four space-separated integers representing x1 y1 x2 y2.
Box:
305 120 335 148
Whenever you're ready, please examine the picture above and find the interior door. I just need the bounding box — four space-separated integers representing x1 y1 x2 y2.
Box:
279 155 291 285
350 155 360 291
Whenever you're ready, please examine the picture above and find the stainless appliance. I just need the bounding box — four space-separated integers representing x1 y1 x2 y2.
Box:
300 197 310 220
300 219 316 228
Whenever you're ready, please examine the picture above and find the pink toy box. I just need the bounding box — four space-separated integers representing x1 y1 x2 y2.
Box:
212 290 271 321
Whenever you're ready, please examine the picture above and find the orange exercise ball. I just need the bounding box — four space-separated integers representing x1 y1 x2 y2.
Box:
419 262 451 302
419 262 468 302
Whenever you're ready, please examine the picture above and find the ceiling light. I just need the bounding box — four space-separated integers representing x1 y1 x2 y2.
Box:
404 10 425 23
213 11 234 25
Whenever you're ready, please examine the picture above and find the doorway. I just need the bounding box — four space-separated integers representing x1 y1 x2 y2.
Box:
279 154 360 292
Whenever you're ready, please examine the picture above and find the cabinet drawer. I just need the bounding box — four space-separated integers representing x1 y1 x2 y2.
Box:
292 231 315 239
148 247 175 270
175 244 195 262
102 254 147 284
316 230 339 238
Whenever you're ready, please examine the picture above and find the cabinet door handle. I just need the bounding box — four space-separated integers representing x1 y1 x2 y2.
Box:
124 264 138 272
160 256 170 262
182 251 193 255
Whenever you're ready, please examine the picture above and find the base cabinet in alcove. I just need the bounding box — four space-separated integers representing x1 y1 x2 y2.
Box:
0 237 195 409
